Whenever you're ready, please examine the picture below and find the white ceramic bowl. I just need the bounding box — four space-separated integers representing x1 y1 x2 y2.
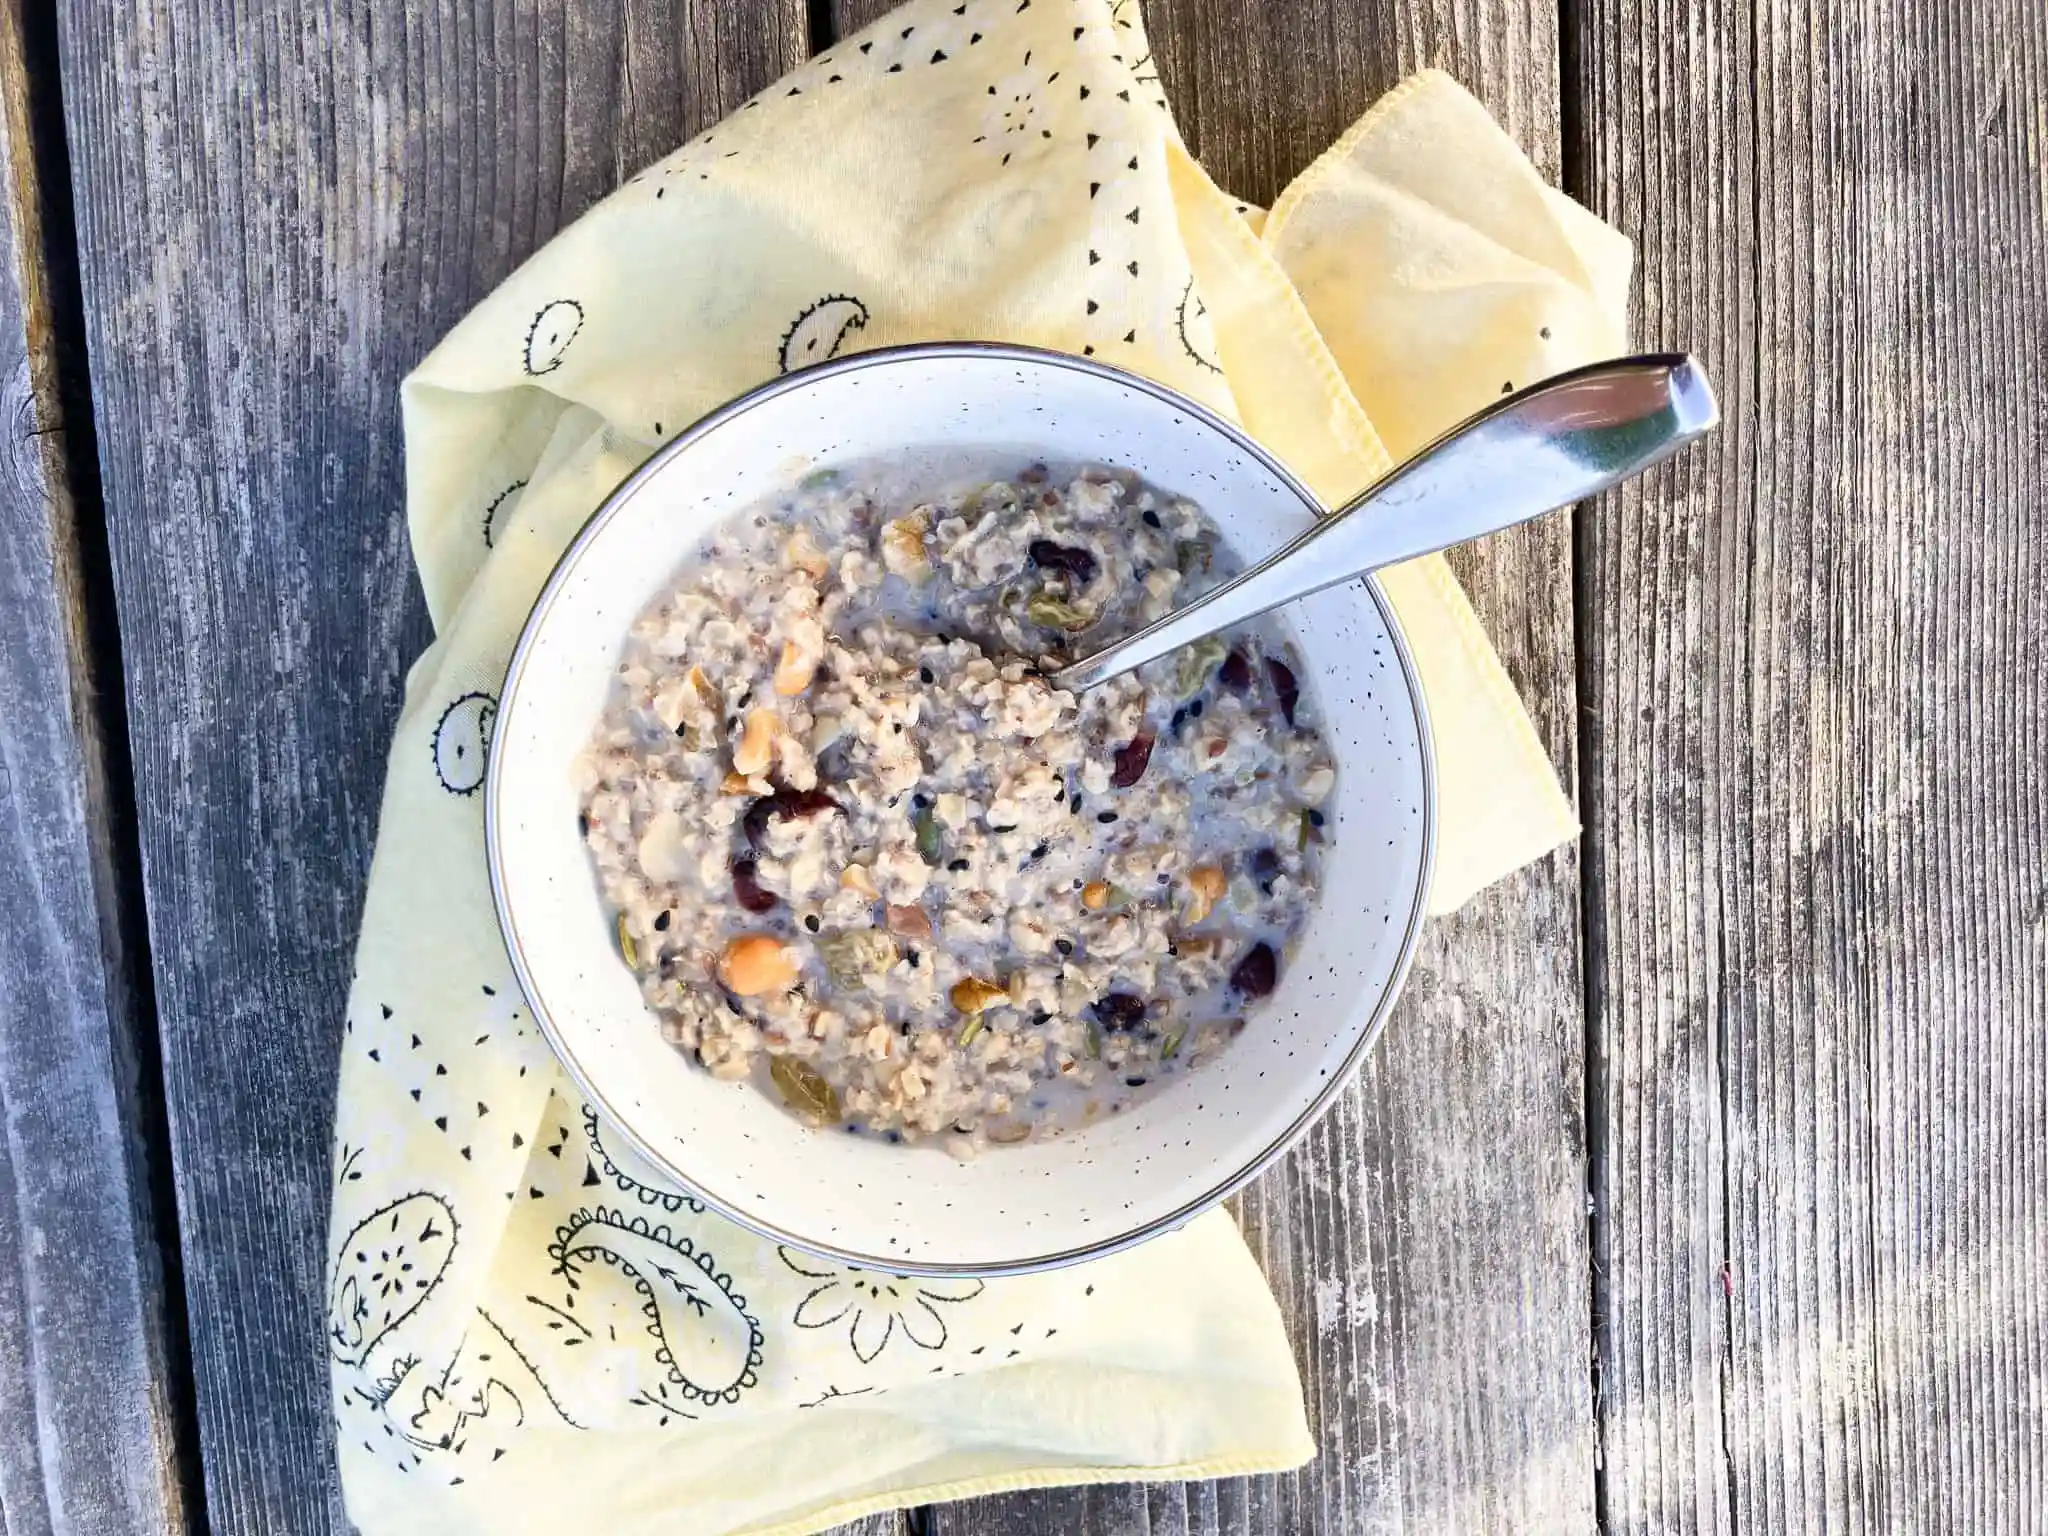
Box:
488 344 1434 1276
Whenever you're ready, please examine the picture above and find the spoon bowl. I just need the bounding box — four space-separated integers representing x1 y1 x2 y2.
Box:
1053 353 1718 691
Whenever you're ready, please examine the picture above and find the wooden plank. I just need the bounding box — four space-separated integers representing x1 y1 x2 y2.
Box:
1572 0 2048 1529
824 1 1597 1531
0 0 196 1528
48 1 818 1529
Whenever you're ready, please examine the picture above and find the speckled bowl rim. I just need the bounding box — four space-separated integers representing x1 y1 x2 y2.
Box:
486 341 1438 1277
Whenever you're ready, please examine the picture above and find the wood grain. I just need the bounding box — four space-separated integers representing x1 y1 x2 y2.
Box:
1571 0 2048 1529
829 1 1598 1532
0 0 194 1528
49 1 808 1529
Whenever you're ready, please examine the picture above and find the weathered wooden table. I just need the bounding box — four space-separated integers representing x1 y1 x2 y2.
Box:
1 0 2042 1530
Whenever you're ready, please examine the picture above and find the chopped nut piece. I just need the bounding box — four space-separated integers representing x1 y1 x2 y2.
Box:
950 977 1007 1014
720 935 799 996
732 708 782 776
773 639 817 696
885 903 933 938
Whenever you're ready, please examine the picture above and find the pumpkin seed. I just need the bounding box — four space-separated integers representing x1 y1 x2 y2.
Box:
1172 636 1228 699
818 929 896 989
615 913 640 970
955 1015 987 1049
1160 1026 1188 1060
797 467 840 492
1026 592 1093 632
770 1056 841 1123
913 807 943 866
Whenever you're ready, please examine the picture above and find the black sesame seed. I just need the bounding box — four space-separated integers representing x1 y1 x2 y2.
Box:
913 793 931 809
653 911 671 931
885 1130 902 1144
907 951 922 968
1142 508 1161 528
1054 938 1074 956
1308 809 1326 827
1055 784 1066 802
804 914 821 932
947 857 970 872
989 823 1016 833
1096 811 1119 824
577 813 590 836
1124 1076 1148 1088
1189 698 1205 718
1028 841 1050 862
920 666 935 684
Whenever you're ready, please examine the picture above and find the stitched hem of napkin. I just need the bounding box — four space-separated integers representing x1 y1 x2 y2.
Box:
1165 140 1391 484
733 1447 1317 1536
1262 69 1438 253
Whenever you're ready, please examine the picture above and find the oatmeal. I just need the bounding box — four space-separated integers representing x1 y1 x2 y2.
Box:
577 459 1337 1154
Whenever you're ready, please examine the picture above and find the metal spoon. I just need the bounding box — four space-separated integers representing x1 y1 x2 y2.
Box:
1050 352 1719 692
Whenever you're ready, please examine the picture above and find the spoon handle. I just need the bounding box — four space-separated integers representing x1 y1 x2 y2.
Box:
1050 352 1719 693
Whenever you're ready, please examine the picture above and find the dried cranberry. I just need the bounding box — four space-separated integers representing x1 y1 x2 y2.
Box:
1230 942 1277 998
1110 730 1156 788
1028 540 1099 584
731 857 778 913
1217 649 1254 692
742 789 842 849
1092 993 1149 1033
1266 658 1300 725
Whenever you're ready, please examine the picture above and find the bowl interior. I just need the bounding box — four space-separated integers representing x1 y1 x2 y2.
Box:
490 347 1432 1274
